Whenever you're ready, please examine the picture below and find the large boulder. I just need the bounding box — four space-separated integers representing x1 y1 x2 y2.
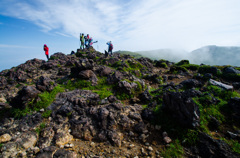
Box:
223 67 240 74
36 76 56 92
107 71 124 84
209 79 233 90
163 90 200 128
137 57 153 69
71 58 95 77
37 127 55 149
180 79 202 89
118 80 138 95
228 97 240 120
50 52 68 61
196 132 240 158
11 86 41 109
40 60 59 70
139 90 152 103
97 66 114 77
78 70 98 85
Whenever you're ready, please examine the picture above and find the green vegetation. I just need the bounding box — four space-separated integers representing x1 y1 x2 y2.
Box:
63 79 92 91
155 59 168 68
42 110 52 118
158 62 168 68
109 59 144 77
197 65 240 81
16 84 21 88
35 122 46 135
12 85 64 119
150 83 240 155
192 84 240 133
34 85 65 110
221 138 240 154
114 51 143 58
183 129 199 145
175 60 199 71
116 92 134 100
169 65 188 74
176 60 190 66
49 56 58 60
115 79 144 100
160 139 184 158
76 50 87 57
62 77 114 99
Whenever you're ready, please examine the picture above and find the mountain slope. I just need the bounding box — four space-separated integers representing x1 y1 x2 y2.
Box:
0 47 240 157
190 45 240 66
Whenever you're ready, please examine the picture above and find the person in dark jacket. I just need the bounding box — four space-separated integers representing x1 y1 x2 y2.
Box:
43 44 49 60
106 41 113 56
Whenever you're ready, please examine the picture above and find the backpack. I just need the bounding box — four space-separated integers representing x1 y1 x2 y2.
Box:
110 43 113 50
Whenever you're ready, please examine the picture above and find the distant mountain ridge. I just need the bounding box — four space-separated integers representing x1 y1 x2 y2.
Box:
116 45 240 66
190 45 240 66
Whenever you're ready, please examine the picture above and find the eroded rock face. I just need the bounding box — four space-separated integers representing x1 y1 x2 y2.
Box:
196 132 239 158
71 58 95 77
180 79 202 89
137 57 153 69
107 71 124 84
11 86 41 109
223 67 240 74
163 90 200 128
78 70 98 85
55 123 73 147
36 76 56 92
98 66 114 77
1 132 38 157
37 127 55 149
45 89 147 147
228 97 240 120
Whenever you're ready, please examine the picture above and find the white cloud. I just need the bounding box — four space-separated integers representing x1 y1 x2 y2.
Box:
0 0 240 52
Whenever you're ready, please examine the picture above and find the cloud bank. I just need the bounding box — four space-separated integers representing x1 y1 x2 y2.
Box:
1 0 240 51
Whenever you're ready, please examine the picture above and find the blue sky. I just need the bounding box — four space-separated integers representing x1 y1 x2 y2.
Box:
1 0 240 71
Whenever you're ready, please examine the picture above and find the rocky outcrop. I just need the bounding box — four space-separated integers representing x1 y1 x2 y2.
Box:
1 48 240 157
11 86 40 109
196 132 239 158
78 70 98 85
36 76 56 92
223 67 240 74
163 89 200 128
180 79 202 88
228 97 240 120
209 79 233 90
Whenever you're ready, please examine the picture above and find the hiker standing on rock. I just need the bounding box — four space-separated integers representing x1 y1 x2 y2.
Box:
43 44 49 60
80 33 85 49
106 41 113 56
84 34 89 48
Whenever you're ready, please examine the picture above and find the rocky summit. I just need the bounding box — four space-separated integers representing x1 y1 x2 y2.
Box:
0 47 240 158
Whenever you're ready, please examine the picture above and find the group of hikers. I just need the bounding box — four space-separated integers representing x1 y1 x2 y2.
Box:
80 33 98 50
43 33 113 60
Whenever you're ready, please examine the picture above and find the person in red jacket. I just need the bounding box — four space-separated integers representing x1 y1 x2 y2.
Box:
43 44 49 60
